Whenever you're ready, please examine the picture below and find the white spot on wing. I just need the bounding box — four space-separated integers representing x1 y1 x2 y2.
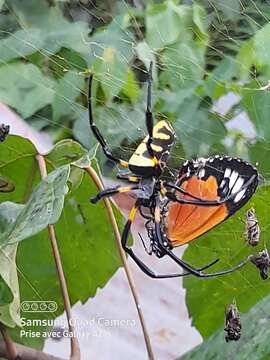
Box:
229 170 239 189
232 177 244 194
234 189 246 203
220 179 226 188
198 168 205 178
224 168 231 178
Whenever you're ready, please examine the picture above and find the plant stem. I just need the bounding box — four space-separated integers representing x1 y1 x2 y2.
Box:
0 339 65 360
36 155 80 360
0 323 17 360
85 165 155 360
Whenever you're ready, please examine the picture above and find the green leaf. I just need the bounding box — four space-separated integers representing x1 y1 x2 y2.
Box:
241 88 270 142
0 29 45 62
236 40 256 80
6 1 90 56
0 63 56 118
122 69 140 103
94 54 129 100
88 26 134 100
249 140 270 180
0 275 13 306
205 57 237 99
136 41 157 80
254 23 270 68
0 0 4 11
180 293 270 360
183 186 270 338
160 40 205 91
73 103 145 151
215 0 241 20
0 166 69 247
146 1 191 49
46 139 88 167
174 98 226 158
0 244 20 327
52 71 85 122
192 4 209 43
0 135 123 348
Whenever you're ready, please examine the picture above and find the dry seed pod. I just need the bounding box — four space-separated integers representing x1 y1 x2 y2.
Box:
0 123 9 142
250 249 270 280
244 207 260 246
224 303 241 342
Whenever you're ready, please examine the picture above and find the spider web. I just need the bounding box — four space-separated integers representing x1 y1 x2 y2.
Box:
0 0 270 358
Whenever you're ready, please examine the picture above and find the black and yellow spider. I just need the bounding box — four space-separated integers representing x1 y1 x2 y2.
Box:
88 63 258 279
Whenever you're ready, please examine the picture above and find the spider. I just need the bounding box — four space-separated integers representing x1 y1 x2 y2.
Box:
88 63 258 279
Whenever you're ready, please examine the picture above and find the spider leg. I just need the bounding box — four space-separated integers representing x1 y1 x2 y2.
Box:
121 200 219 278
164 174 257 207
90 185 139 204
88 75 129 168
116 174 142 183
145 62 155 158
165 248 250 278
138 232 220 272
154 218 250 278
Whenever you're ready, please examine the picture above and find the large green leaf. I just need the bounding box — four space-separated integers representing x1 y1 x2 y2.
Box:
253 23 270 68
52 71 85 123
249 140 270 180
4 1 90 56
0 135 123 348
174 97 226 158
146 1 191 49
241 89 270 142
0 28 45 62
0 166 69 247
183 186 270 338
0 63 56 118
160 40 205 91
0 244 20 328
180 293 270 360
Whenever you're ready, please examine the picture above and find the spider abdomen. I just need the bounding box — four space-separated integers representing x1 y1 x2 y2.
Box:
128 120 175 176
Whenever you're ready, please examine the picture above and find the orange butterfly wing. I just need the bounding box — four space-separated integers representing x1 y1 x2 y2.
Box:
166 156 258 247
167 175 228 246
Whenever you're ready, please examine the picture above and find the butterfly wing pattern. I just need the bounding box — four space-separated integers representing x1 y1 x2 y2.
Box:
166 155 258 247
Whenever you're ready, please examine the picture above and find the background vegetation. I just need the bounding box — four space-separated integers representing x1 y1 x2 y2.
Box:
1 0 270 359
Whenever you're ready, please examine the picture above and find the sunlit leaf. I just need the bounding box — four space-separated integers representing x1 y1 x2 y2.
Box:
52 71 85 122
6 1 90 56
0 244 20 327
0 166 69 247
241 88 270 142
160 40 205 91
146 1 191 49
0 63 56 118
183 186 270 338
180 293 270 360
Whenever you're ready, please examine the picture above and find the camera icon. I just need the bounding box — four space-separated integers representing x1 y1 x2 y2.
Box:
21 301 58 313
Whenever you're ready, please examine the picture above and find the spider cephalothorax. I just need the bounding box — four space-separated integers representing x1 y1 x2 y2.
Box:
88 63 259 279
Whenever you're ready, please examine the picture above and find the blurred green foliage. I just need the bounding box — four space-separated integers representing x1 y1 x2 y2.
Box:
0 0 270 176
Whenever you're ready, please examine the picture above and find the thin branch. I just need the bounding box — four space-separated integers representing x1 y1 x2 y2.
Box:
36 155 80 360
0 339 65 360
85 165 155 360
0 323 17 359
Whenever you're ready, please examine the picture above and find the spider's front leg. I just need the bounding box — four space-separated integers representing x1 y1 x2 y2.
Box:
88 75 129 168
90 185 140 204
